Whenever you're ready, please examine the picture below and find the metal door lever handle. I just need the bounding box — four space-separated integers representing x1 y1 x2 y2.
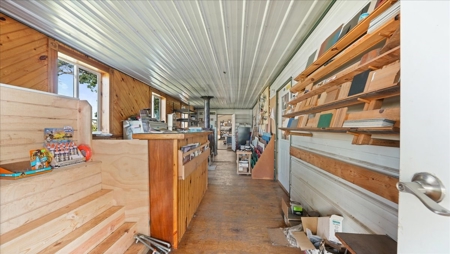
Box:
397 172 450 216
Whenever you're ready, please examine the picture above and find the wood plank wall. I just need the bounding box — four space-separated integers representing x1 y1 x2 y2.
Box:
0 14 49 91
0 84 91 164
110 71 151 136
0 13 185 137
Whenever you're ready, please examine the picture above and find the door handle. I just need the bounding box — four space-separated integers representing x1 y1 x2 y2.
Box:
397 172 450 216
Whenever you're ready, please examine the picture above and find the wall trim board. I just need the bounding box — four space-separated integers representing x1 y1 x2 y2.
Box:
291 156 398 211
290 146 398 203
58 43 111 73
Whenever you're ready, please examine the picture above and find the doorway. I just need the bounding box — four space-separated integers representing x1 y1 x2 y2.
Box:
217 114 233 150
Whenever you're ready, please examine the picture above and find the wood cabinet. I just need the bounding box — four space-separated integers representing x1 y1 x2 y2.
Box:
132 132 211 249
280 2 401 147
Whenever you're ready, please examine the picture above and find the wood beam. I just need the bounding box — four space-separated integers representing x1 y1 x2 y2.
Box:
346 107 400 122
289 132 313 137
47 38 58 93
58 43 110 73
369 138 400 147
290 146 398 203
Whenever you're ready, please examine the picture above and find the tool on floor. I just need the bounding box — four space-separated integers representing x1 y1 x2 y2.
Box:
134 234 171 254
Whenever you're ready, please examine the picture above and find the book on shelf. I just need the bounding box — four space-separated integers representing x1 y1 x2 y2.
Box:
317 113 333 128
342 118 395 128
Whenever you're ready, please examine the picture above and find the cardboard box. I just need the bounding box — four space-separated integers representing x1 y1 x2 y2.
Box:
280 198 344 251
317 215 343 243
291 215 343 251
281 198 301 226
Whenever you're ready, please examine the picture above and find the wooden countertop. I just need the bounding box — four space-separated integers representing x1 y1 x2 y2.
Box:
336 233 397 254
133 131 212 140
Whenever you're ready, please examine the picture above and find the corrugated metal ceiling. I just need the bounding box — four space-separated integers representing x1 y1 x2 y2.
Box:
0 0 332 108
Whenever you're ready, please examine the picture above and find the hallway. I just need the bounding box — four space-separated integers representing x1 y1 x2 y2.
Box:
171 149 299 253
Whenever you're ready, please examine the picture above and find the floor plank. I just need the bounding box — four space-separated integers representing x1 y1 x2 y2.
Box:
170 150 299 253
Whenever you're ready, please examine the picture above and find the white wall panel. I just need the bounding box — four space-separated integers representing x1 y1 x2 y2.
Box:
292 134 399 176
291 157 398 240
269 0 400 240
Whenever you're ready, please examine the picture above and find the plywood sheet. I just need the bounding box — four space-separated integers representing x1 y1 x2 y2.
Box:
366 61 400 92
92 139 150 235
252 135 274 180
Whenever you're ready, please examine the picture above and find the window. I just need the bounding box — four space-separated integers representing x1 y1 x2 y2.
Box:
57 56 101 131
151 93 166 122
152 93 161 121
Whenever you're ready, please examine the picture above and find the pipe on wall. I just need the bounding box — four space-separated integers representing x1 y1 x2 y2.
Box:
201 96 214 129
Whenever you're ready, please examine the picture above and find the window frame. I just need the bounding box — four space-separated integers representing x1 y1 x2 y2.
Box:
57 55 102 132
55 45 111 133
152 93 162 121
151 93 166 122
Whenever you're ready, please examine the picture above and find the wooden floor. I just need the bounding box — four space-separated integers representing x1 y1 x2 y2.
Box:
170 149 300 253
217 138 228 150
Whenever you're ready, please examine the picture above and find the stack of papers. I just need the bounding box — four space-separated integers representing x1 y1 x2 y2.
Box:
368 1 400 33
343 118 395 128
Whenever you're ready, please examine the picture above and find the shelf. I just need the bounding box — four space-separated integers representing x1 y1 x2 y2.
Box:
291 11 400 93
283 84 400 118
236 150 252 175
174 109 196 114
178 142 210 180
279 126 399 135
294 0 399 82
288 46 400 106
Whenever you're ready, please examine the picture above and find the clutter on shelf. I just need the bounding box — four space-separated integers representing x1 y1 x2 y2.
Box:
0 126 88 180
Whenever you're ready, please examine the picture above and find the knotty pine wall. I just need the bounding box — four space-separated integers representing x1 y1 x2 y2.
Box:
0 13 185 137
0 15 50 92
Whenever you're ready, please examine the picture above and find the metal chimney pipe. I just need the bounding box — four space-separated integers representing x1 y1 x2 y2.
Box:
201 96 215 157
201 96 213 129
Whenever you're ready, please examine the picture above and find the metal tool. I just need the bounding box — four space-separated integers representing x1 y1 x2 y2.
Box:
134 234 171 254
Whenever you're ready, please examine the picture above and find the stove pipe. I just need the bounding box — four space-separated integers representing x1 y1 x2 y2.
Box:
201 96 214 129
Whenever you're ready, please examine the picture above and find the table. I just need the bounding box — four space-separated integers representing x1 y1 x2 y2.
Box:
336 233 397 254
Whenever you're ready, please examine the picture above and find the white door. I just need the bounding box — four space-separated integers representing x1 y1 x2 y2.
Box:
398 2 450 252
277 81 292 193
231 114 236 151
